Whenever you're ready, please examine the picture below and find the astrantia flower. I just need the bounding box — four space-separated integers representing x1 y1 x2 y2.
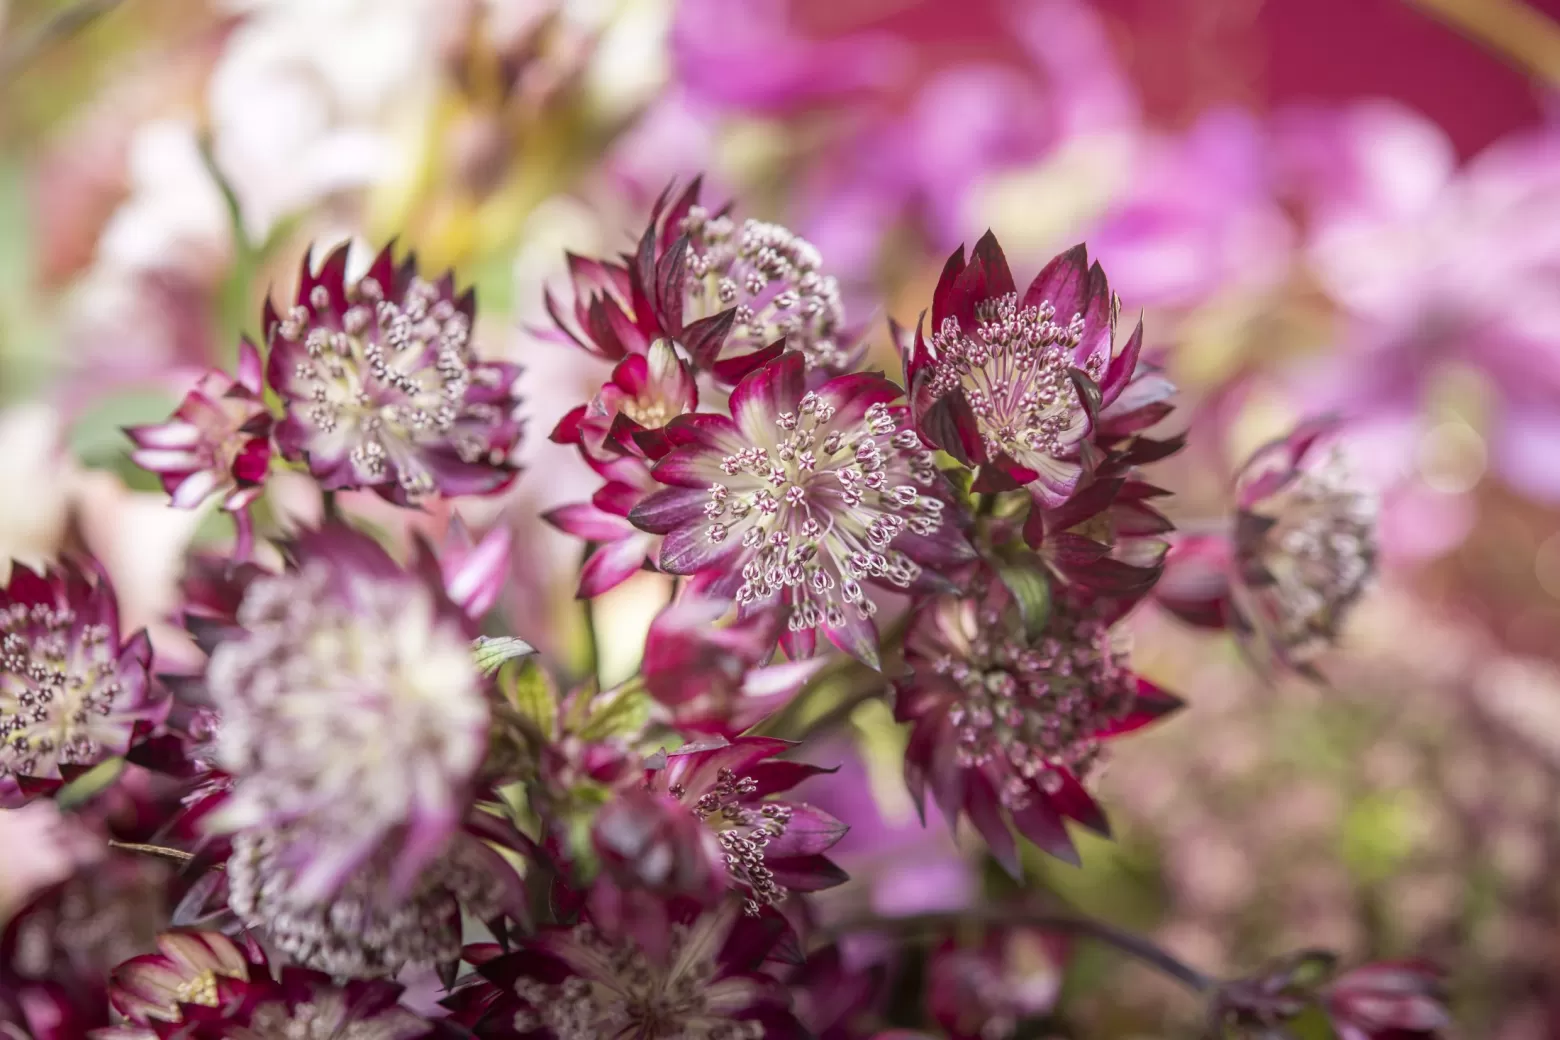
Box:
643 736 848 915
545 180 855 376
103 931 264 1030
1157 421 1379 674
641 597 826 737
902 235 1145 507
144 967 435 1040
200 524 487 909
894 570 1182 869
1324 960 1449 1040
222 824 521 979
125 338 273 516
265 241 524 502
1233 423 1378 670
553 339 698 461
466 897 803 1039
927 930 1066 1040
0 558 161 805
630 351 971 665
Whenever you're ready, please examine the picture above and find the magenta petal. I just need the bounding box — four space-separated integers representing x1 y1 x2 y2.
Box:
764 854 849 893
592 480 644 517
1010 795 1079 866
761 803 848 858
730 351 806 441
1094 678 1186 738
651 445 731 488
1099 317 1144 407
822 608 881 670
1048 771 1110 837
629 486 710 534
930 244 967 333
545 502 636 541
659 523 740 575
965 768 1021 878
1022 243 1090 318
579 535 654 597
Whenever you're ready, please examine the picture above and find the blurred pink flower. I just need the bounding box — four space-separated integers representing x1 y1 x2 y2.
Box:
1281 101 1560 502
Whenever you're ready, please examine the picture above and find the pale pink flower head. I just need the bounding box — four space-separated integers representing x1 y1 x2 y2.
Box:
125 338 273 514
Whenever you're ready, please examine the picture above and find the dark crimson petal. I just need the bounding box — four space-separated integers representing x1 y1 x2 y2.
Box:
1022 243 1090 318
1048 770 1111 837
969 230 1016 297
629 486 709 534
683 308 739 370
1040 476 1126 535
1093 678 1185 739
730 352 806 440
1047 532 1111 565
744 760 838 796
711 337 785 385
764 854 849 893
659 523 741 574
760 803 848 858
1010 794 1079 866
929 244 966 333
654 236 690 333
550 404 589 444
1099 316 1145 408
965 768 1021 878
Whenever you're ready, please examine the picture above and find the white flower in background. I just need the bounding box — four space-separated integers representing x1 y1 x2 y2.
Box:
207 0 451 243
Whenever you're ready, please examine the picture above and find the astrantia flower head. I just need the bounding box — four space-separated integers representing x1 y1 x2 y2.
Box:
1158 420 1378 675
141 967 435 1040
927 929 1066 1040
630 351 972 666
0 558 161 806
1324 960 1449 1040
546 179 856 377
903 236 1145 507
1232 421 1378 670
553 338 699 460
641 596 826 737
466 897 803 1039
125 338 273 517
201 524 487 903
265 241 523 503
104 930 264 1029
639 736 848 915
895 568 1182 869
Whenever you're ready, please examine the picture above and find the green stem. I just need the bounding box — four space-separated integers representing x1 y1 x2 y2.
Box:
580 542 600 684
827 906 1214 995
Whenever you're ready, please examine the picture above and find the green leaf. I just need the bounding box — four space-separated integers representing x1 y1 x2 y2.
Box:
994 559 1052 639
55 757 126 811
577 685 651 743
474 636 536 676
500 657 557 741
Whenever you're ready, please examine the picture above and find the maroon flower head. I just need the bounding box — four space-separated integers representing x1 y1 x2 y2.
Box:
927 929 1066 1040
265 241 524 503
0 558 161 806
467 896 804 1039
125 339 273 514
552 338 699 461
642 736 849 916
545 179 855 377
895 570 1182 869
1325 960 1449 1040
142 967 436 1040
630 351 972 666
105 931 265 1029
903 236 1144 508
642 596 826 737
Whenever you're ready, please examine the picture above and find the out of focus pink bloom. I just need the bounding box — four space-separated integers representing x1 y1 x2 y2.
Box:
1281 102 1560 502
927 929 1067 1040
438 515 513 620
1088 108 1295 308
641 596 826 737
1324 960 1449 1040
